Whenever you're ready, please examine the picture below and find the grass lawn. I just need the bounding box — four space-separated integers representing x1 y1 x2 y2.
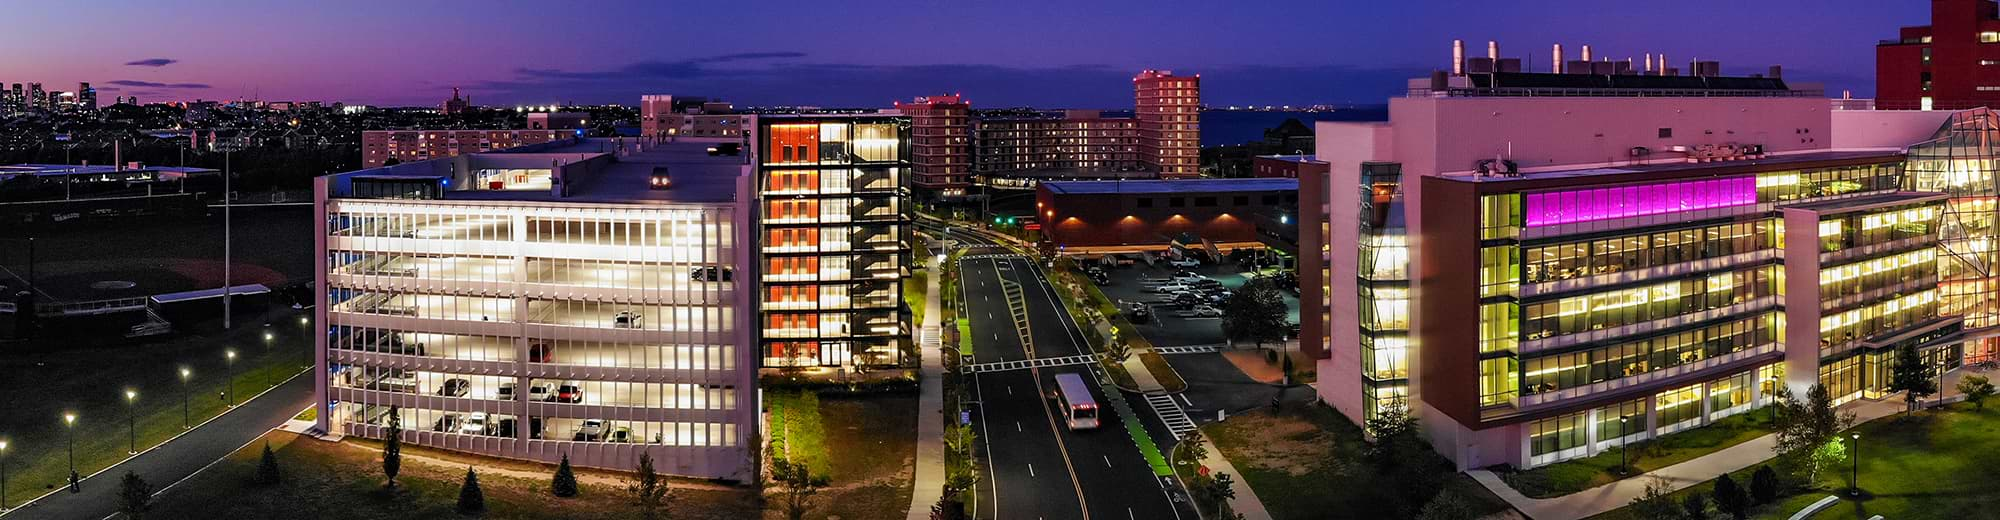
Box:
0 314 312 510
1589 402 2000 520
907 270 929 326
1138 351 1188 392
147 430 760 519
1499 411 1778 498
1203 404 1511 520
765 390 918 520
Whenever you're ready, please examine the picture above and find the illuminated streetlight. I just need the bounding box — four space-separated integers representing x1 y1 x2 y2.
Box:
1850 433 1862 497
125 390 138 455
180 367 192 429
226 350 237 407
63 413 77 493
1 439 10 512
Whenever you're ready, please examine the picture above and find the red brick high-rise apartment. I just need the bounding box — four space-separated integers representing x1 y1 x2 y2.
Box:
1878 0 2000 110
897 95 973 200
1136 70 1202 178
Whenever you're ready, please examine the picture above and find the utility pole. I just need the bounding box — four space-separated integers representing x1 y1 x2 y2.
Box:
223 147 233 330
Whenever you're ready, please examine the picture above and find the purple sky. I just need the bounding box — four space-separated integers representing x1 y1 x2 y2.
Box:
0 0 1926 108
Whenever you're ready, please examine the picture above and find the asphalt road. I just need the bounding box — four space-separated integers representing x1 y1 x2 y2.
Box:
0 369 313 520
961 255 1187 520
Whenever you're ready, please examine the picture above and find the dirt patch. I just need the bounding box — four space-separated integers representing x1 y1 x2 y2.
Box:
1220 349 1312 384
1219 412 1337 477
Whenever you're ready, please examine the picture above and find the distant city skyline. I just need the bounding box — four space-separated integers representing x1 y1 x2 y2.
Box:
0 0 1923 107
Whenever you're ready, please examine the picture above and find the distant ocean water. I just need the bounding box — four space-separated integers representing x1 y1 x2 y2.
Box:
1098 107 1390 147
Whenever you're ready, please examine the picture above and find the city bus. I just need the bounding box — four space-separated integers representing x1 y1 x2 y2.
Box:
1053 373 1101 430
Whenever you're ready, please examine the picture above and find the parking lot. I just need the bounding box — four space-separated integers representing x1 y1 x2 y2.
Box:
1080 252 1300 348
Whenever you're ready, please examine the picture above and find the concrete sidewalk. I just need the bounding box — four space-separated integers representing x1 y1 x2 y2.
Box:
906 250 948 520
1470 396 1908 520
1197 441 1274 520
0 370 314 520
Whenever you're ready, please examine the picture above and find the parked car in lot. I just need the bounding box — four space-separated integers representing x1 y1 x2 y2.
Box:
1168 257 1201 268
1191 279 1223 290
433 413 461 432
554 383 585 403
1127 302 1151 323
1088 270 1111 285
607 427 633 443
460 412 490 435
1183 305 1223 317
574 419 608 441
1153 283 1191 294
614 311 644 328
438 378 471 397
498 382 554 402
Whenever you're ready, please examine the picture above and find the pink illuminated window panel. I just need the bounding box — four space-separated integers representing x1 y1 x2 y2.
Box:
1524 176 1755 227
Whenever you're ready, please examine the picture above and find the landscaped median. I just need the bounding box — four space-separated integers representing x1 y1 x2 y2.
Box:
1499 411 1778 498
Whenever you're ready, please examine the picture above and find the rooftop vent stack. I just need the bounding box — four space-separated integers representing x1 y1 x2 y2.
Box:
1769 65 1783 79
1581 44 1593 62
1488 40 1499 60
1644 54 1654 73
1453 40 1465 75
1661 54 1669 75
1553 44 1564 73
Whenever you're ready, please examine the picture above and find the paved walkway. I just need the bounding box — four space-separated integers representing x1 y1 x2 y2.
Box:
1469 395 1909 520
1197 435 1273 520
0 369 314 520
906 248 948 520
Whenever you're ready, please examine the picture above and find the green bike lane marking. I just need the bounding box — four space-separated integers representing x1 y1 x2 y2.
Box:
1096 377 1172 476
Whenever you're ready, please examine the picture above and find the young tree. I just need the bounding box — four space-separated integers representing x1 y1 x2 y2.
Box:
1629 476 1680 520
628 452 674 520
771 457 830 520
1680 493 1710 520
1222 278 1290 353
1958 374 1996 410
118 471 153 520
1174 428 1209 465
1188 471 1240 517
552 453 579 498
1772 384 1854 485
1712 473 1749 520
457 467 486 514
1749 465 1780 505
383 406 402 490
255 442 281 486
1887 344 1937 414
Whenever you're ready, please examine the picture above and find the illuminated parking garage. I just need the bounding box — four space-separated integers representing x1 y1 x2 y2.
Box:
314 138 759 479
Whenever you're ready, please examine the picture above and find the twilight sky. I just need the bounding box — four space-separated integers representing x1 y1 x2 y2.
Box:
0 0 1925 108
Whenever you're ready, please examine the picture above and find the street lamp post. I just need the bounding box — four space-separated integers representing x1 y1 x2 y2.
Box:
263 329 275 387
1850 433 1862 497
1 439 10 513
63 413 77 493
125 390 137 455
1618 415 1630 476
225 350 237 407
180 367 191 429
223 147 233 330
